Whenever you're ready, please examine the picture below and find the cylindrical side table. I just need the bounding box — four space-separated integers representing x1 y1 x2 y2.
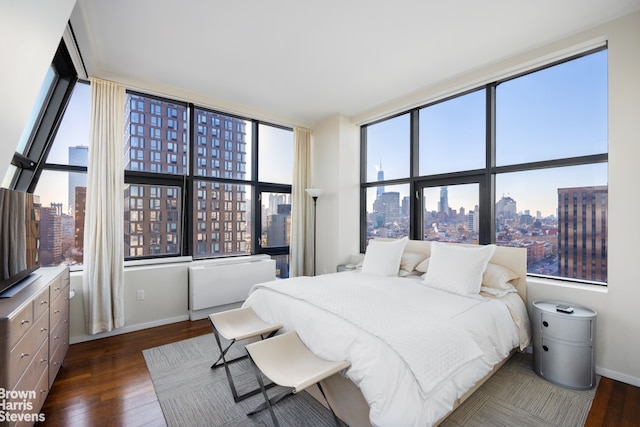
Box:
532 300 597 389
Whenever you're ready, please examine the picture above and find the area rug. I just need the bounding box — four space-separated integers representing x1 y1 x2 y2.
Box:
143 334 597 427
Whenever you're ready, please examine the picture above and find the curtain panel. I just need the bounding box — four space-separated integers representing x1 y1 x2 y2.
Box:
290 127 312 277
82 78 125 334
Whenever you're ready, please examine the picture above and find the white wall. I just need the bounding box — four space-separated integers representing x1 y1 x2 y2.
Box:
0 0 76 181
314 12 640 386
312 114 360 274
68 263 190 343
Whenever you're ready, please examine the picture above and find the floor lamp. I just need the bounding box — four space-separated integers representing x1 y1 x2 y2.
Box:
305 188 323 276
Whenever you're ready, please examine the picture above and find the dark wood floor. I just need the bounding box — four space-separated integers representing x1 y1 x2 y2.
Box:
38 320 639 427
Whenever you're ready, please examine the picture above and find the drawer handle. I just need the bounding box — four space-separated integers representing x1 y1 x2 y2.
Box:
55 310 61 314
40 358 48 363
21 319 30 325
542 321 549 327
41 327 48 332
21 352 30 358
54 287 61 291
543 345 549 351
41 300 48 305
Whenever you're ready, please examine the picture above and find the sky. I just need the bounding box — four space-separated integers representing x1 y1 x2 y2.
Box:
365 49 608 217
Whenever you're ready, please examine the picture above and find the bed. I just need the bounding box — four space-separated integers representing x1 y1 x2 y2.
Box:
243 239 531 427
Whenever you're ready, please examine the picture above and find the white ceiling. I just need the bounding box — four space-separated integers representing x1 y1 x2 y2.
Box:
70 0 640 126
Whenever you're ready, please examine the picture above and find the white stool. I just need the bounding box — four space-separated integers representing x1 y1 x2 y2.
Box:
245 331 351 427
209 307 282 402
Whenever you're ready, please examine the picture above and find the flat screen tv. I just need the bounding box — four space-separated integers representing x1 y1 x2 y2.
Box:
0 188 40 296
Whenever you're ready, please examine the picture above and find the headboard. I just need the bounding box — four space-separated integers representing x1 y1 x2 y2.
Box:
402 240 528 302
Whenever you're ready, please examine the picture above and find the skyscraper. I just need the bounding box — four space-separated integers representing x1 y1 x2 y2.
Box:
438 187 449 214
123 95 250 258
376 161 384 197
557 186 607 282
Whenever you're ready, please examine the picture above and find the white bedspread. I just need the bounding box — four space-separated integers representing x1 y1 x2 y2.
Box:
244 271 523 426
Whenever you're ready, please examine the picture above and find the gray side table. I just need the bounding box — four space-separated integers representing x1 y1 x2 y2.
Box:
532 300 597 389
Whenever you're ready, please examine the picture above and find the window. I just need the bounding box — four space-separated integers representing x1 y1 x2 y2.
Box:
8 41 294 276
361 47 608 284
258 124 294 184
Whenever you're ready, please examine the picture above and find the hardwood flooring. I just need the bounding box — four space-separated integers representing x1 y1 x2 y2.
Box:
38 319 211 427
38 320 639 427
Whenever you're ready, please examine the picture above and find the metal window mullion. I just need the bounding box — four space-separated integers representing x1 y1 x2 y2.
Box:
410 109 421 241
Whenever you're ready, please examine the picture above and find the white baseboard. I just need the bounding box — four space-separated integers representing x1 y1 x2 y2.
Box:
596 366 640 387
69 314 191 344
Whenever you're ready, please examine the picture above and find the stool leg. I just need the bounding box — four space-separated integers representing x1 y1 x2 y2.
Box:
212 329 242 401
211 328 278 402
248 353 281 427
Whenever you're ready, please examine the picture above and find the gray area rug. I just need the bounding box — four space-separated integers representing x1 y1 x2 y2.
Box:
143 334 596 427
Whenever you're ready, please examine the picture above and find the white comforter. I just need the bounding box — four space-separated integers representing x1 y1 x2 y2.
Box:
244 271 525 427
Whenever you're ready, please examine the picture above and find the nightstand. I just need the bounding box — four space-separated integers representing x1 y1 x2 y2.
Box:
336 264 358 272
532 300 597 389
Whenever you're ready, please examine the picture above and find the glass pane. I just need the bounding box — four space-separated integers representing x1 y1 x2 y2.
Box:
495 163 607 282
125 94 188 175
193 180 251 258
271 254 290 279
365 183 410 242
193 109 252 180
496 50 608 165
34 170 87 267
258 124 293 184
124 184 182 258
43 82 91 165
419 90 485 175
422 183 479 243
260 192 291 248
16 66 59 155
365 113 410 182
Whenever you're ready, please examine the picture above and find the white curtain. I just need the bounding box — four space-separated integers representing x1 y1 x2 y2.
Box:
290 127 312 277
82 78 125 334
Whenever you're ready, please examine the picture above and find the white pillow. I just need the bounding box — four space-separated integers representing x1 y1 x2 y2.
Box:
422 242 496 297
399 251 427 272
361 237 409 277
482 263 519 290
480 285 517 297
415 257 430 273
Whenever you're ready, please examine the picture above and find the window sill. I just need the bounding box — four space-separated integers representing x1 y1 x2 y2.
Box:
526 275 608 294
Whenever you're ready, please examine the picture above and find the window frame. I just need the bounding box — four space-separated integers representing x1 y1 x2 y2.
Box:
361 45 608 285
9 41 79 193
11 40 294 272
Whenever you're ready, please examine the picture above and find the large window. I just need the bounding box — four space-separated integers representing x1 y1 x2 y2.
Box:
7 41 294 277
362 47 608 284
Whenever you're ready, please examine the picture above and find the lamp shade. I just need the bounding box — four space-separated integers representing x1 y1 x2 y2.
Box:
305 188 324 198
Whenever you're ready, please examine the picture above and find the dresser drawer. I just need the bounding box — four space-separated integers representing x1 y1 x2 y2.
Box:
49 326 69 387
8 313 49 388
33 287 50 321
50 286 69 327
12 365 49 427
7 303 34 349
49 315 69 357
49 271 69 302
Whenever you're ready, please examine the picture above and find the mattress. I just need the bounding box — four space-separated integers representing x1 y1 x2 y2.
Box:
244 271 527 427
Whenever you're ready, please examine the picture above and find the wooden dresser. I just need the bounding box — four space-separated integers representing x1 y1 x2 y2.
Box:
0 266 70 426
